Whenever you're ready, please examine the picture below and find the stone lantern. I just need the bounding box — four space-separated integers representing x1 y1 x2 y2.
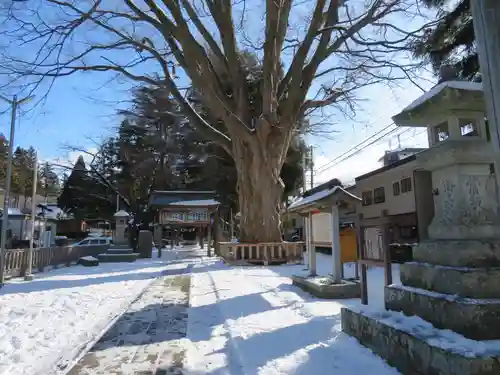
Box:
392 80 499 240
113 210 130 245
341 81 500 374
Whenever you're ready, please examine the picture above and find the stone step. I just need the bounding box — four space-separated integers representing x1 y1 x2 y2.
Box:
78 256 99 267
385 284 500 340
108 244 132 250
400 262 500 299
106 248 134 255
413 240 500 268
97 253 139 263
341 307 500 375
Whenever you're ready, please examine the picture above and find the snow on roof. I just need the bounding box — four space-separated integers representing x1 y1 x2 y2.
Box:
113 210 130 217
168 199 220 207
288 186 360 212
401 80 483 113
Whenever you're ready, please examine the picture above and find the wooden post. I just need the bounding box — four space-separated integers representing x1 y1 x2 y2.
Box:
214 209 220 256
198 226 204 248
356 213 368 305
382 219 393 286
303 214 309 269
331 204 342 283
308 211 316 276
207 222 212 257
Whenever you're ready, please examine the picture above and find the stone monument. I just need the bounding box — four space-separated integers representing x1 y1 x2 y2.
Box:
137 230 153 258
342 81 500 374
113 210 129 246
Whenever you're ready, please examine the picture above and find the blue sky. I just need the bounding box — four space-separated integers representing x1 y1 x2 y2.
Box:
0 71 134 167
0 0 436 182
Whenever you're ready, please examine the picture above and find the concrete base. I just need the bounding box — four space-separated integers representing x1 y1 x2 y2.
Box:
291 275 360 299
97 253 139 263
24 274 34 281
401 262 500 299
385 284 500 340
413 240 500 268
341 307 500 375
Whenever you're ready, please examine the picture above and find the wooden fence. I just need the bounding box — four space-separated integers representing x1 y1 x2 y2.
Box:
219 241 305 264
3 244 109 279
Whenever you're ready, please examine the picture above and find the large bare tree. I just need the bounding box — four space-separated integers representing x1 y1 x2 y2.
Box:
0 0 428 242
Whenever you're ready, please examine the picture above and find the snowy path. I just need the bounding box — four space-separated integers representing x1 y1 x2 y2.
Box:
185 255 402 375
0 250 185 375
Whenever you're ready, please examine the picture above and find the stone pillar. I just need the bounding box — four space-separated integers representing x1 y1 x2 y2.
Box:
471 0 500 200
113 210 130 246
331 205 342 283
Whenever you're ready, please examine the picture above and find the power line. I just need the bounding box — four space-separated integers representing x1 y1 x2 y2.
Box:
315 123 399 174
314 126 424 178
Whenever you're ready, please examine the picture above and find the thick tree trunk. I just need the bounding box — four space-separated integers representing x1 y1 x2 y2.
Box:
234 140 285 243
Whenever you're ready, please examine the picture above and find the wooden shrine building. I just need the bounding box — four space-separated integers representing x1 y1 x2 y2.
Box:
148 190 221 255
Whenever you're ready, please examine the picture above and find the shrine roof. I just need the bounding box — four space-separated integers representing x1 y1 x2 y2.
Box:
288 185 361 214
149 190 218 207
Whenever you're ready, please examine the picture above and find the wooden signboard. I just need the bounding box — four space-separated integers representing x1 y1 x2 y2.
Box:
160 209 210 225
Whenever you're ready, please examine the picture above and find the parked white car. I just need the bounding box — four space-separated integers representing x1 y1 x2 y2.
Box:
73 237 113 246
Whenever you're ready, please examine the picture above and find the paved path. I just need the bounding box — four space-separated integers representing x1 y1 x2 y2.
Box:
67 273 190 375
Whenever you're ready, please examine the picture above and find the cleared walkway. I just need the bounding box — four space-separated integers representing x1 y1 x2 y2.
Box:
67 273 190 375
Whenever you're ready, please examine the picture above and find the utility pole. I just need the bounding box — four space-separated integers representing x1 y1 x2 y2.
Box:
0 94 33 287
25 153 38 281
302 148 308 194
309 146 314 189
471 1 500 198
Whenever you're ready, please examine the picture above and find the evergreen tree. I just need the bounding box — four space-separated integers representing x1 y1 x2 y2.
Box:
413 0 477 81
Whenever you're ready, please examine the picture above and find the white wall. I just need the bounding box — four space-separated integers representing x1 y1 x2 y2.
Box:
355 159 417 219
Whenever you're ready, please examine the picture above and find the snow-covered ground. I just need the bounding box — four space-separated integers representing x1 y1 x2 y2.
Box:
184 252 403 375
0 246 404 375
0 249 185 375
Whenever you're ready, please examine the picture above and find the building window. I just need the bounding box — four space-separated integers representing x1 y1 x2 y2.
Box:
401 177 412 193
432 121 449 143
393 181 400 196
362 191 373 206
459 118 479 137
373 187 385 204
